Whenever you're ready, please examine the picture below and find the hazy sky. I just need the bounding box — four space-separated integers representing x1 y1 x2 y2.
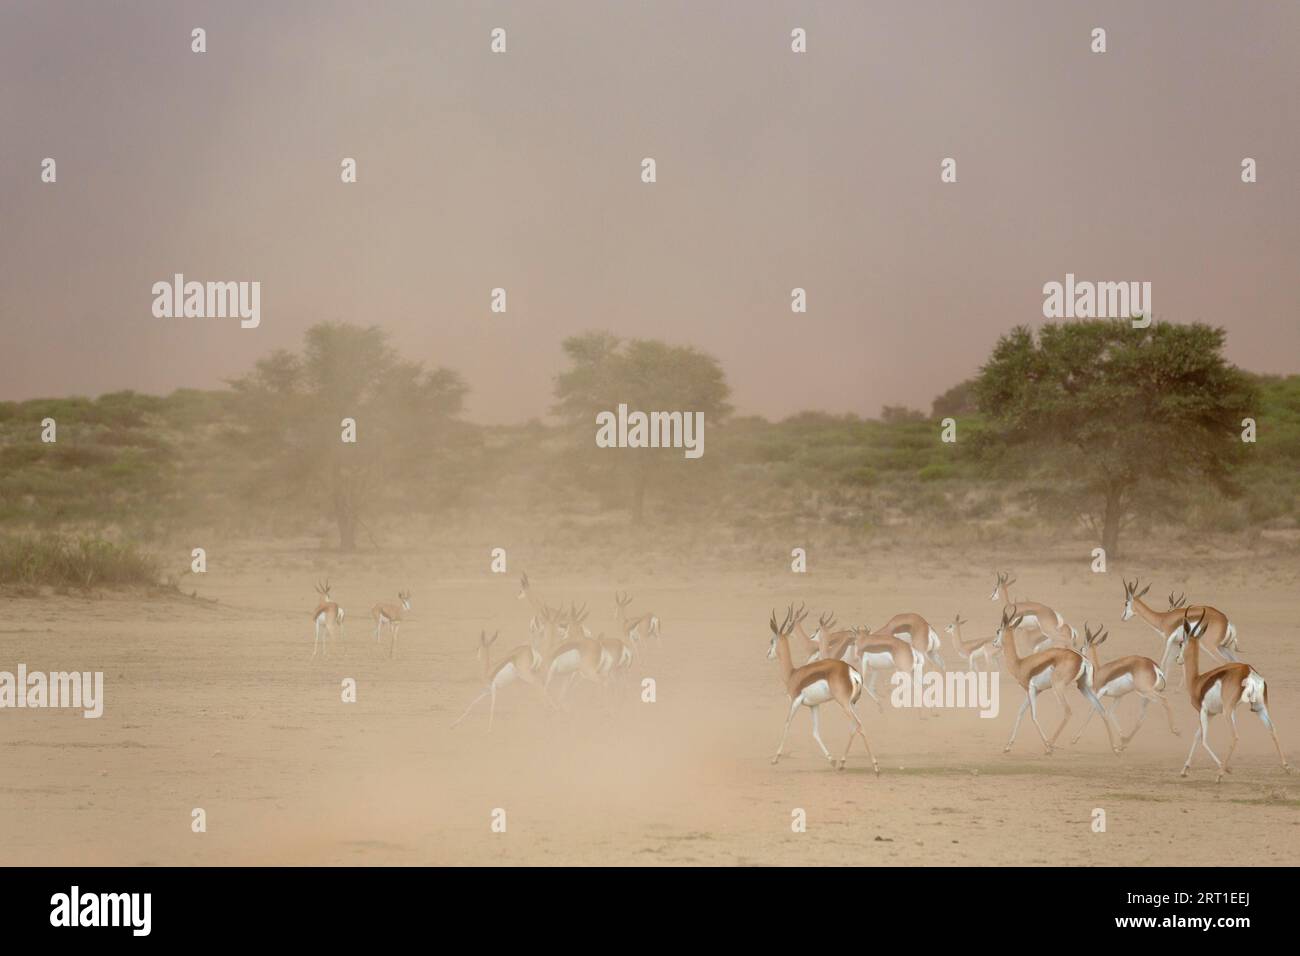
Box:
2 1 1297 422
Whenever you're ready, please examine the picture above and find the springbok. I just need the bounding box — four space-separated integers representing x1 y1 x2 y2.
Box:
541 607 610 706
559 603 635 682
852 626 927 713
451 629 547 732
311 581 344 659
989 571 1074 650
371 590 411 658
1121 578 1240 678
875 612 945 669
767 605 878 775
615 591 661 651
1173 610 1290 781
1070 622 1178 750
944 614 997 672
992 608 1116 755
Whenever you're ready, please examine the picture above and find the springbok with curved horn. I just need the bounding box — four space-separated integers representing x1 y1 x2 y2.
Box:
989 571 1074 650
371 590 411 658
1173 610 1290 781
615 591 661 651
541 606 610 706
311 580 345 659
1121 578 1240 676
945 614 997 672
451 629 547 732
992 608 1116 755
767 605 878 775
1070 622 1178 750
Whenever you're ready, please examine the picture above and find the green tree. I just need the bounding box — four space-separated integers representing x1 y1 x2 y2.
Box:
227 322 466 550
974 320 1255 556
552 332 732 523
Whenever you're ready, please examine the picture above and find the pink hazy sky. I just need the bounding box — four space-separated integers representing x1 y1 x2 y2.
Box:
2 0 1297 423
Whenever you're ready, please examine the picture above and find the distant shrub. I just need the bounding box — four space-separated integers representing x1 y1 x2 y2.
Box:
918 463 955 482
0 535 161 588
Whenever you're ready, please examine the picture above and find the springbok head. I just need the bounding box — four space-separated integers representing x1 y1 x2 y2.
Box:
992 608 1025 649
767 605 797 660
989 571 1016 602
1121 578 1150 621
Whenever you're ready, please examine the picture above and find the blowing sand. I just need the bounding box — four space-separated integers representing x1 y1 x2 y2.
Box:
2 540 1297 866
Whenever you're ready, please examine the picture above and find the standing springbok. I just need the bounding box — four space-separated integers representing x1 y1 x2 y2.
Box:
1070 623 1179 750
371 590 411 658
311 581 345 659
1121 578 1240 678
989 571 1074 650
1173 610 1290 781
451 629 547 732
767 605 878 775
992 608 1116 755
944 614 997 671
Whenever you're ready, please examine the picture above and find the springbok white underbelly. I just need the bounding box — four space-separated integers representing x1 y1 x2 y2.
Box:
861 651 895 671
799 680 833 705
1099 673 1135 698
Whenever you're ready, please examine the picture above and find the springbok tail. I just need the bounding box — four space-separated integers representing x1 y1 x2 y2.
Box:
1242 672 1266 712
649 615 661 638
1152 665 1167 693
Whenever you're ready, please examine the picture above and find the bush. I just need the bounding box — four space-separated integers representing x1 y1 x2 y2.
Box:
0 534 161 588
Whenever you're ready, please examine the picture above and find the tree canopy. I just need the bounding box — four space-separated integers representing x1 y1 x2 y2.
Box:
227 322 467 549
973 319 1255 555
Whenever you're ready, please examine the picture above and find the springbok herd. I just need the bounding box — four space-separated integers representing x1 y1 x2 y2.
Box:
768 572 1292 782
307 572 659 733
306 569 1291 783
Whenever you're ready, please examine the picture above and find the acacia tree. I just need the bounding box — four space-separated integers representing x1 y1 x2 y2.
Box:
552 332 732 523
974 320 1254 556
228 322 466 550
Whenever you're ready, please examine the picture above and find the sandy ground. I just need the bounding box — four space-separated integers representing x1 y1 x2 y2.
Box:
2 541 1298 866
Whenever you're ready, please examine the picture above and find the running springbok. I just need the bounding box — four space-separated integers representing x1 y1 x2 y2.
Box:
874 612 944 669
1121 578 1240 677
311 581 345 659
1070 622 1178 750
518 571 564 632
767 605 878 774
371 590 411 658
1173 610 1290 781
992 608 1116 755
852 626 926 713
799 610 924 712
559 603 635 682
451 629 547 732
989 571 1074 649
542 608 610 706
945 614 997 672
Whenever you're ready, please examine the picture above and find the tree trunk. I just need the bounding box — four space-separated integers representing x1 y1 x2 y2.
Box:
333 481 359 551
1101 485 1124 558
337 510 358 551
